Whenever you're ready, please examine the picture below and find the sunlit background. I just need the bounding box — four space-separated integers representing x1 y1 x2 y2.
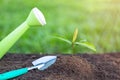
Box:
0 0 120 54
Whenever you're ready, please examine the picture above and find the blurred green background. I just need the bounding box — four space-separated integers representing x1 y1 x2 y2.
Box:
0 0 120 54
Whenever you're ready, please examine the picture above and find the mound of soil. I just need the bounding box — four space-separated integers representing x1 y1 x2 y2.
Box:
0 53 120 80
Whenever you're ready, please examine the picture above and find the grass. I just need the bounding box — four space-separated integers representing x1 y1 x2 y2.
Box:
0 0 120 54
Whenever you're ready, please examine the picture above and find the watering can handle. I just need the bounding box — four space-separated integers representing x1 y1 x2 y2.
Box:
0 68 28 80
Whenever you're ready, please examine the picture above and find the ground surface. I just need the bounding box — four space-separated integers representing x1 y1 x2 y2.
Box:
0 53 120 80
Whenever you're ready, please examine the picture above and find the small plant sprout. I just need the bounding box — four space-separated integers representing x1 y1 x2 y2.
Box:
0 7 46 59
55 28 96 53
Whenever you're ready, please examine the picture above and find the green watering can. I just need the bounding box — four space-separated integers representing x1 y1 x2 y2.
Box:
0 7 46 59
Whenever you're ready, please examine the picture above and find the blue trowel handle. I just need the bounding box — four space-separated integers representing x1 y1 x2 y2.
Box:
0 68 28 80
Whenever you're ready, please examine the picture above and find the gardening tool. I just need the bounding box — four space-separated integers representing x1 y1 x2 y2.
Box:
0 7 46 59
0 56 57 80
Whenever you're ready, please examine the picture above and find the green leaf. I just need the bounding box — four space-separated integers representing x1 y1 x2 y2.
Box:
54 36 72 44
72 28 78 43
75 42 96 52
79 39 87 42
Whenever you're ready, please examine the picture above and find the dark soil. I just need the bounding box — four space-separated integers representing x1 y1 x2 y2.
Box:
0 53 120 80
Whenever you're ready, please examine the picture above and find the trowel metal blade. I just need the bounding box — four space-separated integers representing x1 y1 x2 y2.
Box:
32 56 57 70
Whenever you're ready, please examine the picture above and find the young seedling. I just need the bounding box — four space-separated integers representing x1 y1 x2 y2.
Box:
55 28 96 53
0 7 46 59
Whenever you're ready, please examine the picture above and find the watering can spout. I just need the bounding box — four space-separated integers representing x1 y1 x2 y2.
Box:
26 7 46 26
0 7 46 59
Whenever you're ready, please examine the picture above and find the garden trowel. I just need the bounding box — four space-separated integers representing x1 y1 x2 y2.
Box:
0 56 57 80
